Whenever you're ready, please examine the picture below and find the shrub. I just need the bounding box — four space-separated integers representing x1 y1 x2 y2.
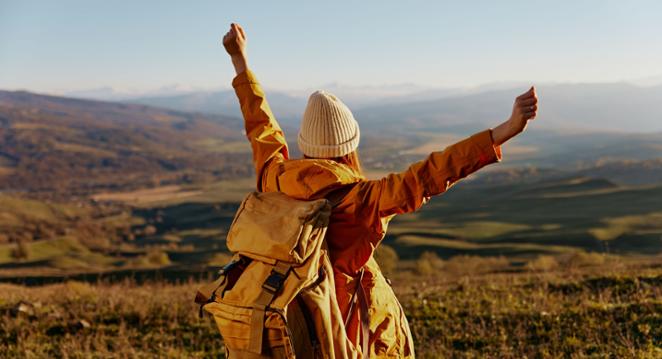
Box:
561 251 607 268
416 251 443 276
146 249 170 266
374 244 399 276
10 237 30 260
526 255 559 272
143 225 158 236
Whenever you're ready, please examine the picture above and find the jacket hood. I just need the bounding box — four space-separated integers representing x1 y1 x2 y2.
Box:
274 158 364 200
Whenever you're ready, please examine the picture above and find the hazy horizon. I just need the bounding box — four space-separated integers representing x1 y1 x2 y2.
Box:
3 75 662 103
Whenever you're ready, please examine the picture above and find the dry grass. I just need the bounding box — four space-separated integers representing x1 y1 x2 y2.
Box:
0 281 223 358
396 258 662 358
1 257 660 358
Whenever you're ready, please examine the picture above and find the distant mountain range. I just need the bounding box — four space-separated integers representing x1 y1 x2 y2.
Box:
63 80 662 133
119 81 662 176
354 82 662 134
129 89 306 125
111 81 662 134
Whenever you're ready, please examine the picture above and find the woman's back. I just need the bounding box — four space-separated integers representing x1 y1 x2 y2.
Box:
233 69 503 357
223 22 537 358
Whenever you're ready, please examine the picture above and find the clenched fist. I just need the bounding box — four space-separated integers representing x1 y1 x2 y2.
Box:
223 23 246 56
490 86 540 146
223 23 248 75
509 87 538 134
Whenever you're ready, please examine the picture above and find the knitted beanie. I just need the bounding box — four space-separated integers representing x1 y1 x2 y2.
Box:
297 90 360 158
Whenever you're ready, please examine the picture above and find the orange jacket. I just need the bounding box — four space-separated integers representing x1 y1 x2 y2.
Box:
233 70 502 357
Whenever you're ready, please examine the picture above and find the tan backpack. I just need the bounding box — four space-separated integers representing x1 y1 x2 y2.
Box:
195 190 365 359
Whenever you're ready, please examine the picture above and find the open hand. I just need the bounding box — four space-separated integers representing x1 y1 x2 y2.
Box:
222 23 247 57
509 87 538 134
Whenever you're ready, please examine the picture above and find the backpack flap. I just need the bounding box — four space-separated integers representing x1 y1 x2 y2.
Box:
227 191 331 265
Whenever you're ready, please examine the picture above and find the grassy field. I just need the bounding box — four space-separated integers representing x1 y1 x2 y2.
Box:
1 170 661 357
0 257 660 358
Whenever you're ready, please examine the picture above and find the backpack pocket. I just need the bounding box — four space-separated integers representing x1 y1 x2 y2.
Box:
204 301 295 358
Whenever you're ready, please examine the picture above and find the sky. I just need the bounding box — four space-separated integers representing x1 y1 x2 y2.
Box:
1 0 662 94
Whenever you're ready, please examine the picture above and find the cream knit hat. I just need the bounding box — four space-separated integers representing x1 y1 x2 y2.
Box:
297 90 360 158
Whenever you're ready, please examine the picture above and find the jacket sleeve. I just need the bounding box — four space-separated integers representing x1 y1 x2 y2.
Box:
367 129 502 218
232 70 289 190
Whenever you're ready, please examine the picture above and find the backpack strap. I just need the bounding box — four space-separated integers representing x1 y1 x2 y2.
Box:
343 267 370 358
356 271 370 358
343 268 363 328
248 260 292 354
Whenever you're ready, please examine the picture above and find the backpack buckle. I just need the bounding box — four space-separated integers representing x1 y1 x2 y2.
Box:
262 271 286 294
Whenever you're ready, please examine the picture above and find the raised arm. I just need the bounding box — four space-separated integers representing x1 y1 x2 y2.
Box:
222 23 289 190
366 87 539 218
370 129 501 217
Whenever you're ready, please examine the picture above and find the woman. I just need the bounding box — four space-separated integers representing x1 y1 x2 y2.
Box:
222 23 538 358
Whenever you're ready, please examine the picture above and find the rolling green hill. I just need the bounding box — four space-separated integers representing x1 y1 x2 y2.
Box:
385 176 662 259
4 172 660 279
